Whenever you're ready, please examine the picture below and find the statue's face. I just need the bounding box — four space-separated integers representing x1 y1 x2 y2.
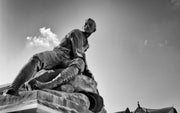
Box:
84 19 96 34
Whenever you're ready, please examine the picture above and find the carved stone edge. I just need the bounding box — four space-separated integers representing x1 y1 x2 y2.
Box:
0 90 92 113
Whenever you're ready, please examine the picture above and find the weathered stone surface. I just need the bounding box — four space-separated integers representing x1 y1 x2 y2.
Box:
0 69 106 113
0 90 92 113
69 74 98 94
32 70 105 113
32 69 98 94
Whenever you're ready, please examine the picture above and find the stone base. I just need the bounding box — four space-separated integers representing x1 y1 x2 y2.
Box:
0 102 66 113
0 90 92 113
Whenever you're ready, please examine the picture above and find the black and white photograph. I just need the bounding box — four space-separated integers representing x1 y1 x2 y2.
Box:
0 0 180 113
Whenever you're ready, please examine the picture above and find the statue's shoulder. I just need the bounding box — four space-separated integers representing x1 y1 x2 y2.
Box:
66 29 83 39
68 29 82 35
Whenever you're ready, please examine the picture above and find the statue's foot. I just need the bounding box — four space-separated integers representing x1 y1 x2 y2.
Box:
3 88 19 96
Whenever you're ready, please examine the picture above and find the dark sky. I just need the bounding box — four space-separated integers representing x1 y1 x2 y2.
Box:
0 0 180 112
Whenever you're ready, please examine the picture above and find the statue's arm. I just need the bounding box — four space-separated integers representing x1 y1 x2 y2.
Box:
82 54 94 79
69 30 84 58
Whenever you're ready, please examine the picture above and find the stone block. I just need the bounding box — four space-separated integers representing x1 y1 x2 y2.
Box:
0 90 92 113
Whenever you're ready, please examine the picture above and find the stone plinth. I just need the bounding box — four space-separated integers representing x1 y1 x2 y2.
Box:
0 90 92 113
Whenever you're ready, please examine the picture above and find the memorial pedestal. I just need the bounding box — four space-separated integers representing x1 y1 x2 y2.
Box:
0 90 92 113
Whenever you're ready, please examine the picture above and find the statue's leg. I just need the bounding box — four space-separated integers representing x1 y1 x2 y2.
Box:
5 51 66 95
36 58 85 89
5 55 42 95
33 69 64 82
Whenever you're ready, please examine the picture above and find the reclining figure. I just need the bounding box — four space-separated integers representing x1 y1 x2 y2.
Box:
23 68 104 113
3 18 104 113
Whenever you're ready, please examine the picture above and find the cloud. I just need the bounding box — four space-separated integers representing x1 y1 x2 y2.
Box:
143 40 168 48
26 27 60 48
144 40 148 46
170 0 180 7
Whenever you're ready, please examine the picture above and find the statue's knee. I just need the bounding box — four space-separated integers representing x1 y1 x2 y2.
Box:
28 55 42 69
69 58 85 73
30 55 40 63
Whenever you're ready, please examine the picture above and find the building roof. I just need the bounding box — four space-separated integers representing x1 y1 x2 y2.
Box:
116 102 178 113
116 108 132 113
140 107 177 113
134 102 177 113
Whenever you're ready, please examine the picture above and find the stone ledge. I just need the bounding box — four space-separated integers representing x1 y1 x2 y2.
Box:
0 90 92 113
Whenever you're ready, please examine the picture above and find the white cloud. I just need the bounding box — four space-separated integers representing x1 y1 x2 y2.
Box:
170 0 180 7
144 40 148 46
143 39 168 48
26 27 60 48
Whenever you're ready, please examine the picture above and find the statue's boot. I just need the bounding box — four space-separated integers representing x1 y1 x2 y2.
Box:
3 87 20 96
4 56 41 96
35 65 79 89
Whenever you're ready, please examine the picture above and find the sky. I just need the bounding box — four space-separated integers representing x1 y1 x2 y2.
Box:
0 0 180 112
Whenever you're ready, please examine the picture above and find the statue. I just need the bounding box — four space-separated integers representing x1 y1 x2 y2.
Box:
3 18 105 113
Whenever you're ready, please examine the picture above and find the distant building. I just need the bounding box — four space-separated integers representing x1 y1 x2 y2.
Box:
116 102 178 113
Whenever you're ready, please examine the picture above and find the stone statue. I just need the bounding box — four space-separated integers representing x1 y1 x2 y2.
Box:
3 18 105 113
5 18 96 95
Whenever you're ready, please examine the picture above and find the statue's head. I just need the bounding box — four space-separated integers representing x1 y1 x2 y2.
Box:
83 18 96 34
